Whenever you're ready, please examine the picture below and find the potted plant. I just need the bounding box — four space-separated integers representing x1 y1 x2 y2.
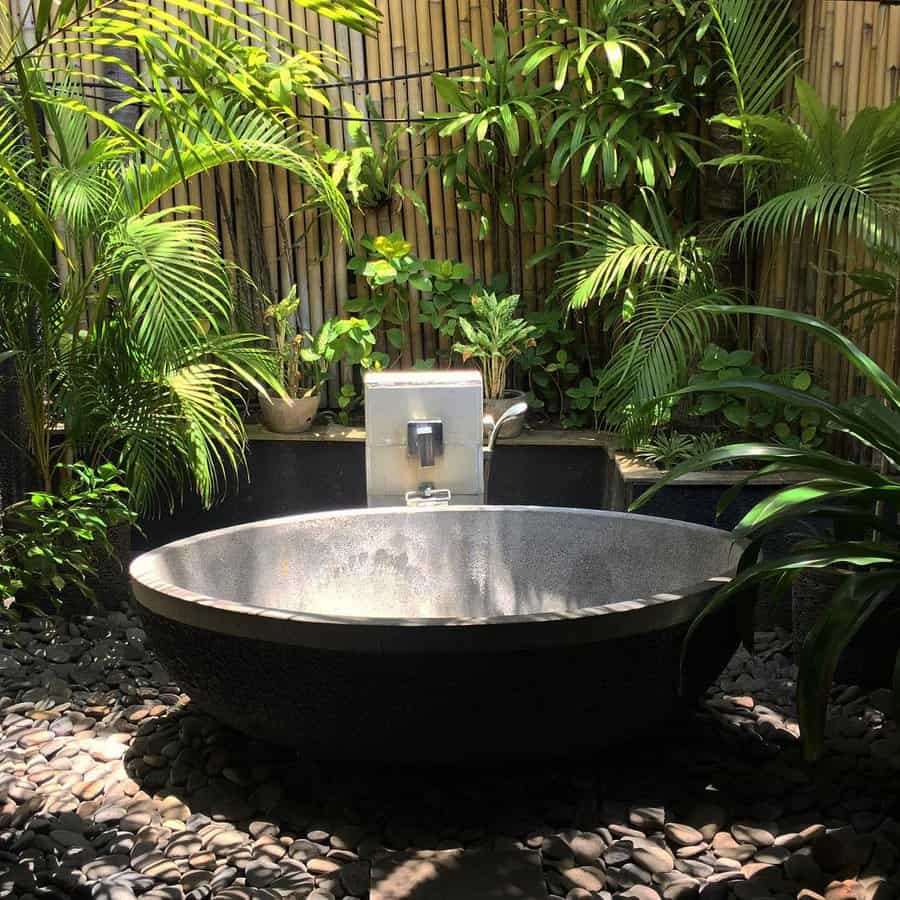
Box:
261 288 380 433
453 290 538 438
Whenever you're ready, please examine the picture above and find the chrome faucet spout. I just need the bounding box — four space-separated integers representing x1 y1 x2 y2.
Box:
483 401 528 502
485 401 528 453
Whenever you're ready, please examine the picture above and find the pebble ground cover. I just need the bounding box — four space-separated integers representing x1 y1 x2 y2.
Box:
0 604 897 900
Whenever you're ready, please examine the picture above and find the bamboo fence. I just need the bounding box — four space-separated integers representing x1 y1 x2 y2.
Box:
8 0 900 407
757 0 899 397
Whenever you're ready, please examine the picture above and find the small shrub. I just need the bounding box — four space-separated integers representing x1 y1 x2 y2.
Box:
0 463 136 614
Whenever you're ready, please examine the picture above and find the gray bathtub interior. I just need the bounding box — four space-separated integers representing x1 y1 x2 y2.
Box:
140 506 738 621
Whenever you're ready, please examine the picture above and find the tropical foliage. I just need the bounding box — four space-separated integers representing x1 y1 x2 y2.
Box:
423 24 546 240
720 81 900 253
1 0 379 147
453 290 538 399
346 232 473 361
0 77 293 513
0 462 135 614
632 307 900 759
556 190 736 436
265 287 382 398
520 0 707 192
685 343 827 448
320 97 427 220
0 0 377 514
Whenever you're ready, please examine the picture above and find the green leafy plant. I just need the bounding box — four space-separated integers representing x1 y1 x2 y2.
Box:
520 0 706 192
423 24 546 239
0 91 298 514
453 291 538 400
347 232 472 357
517 306 584 416
320 97 427 219
334 383 361 426
564 375 606 431
688 343 827 447
0 462 135 613
264 287 382 399
632 306 900 760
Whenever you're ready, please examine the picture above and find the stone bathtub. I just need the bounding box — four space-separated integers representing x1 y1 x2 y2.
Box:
130 506 741 761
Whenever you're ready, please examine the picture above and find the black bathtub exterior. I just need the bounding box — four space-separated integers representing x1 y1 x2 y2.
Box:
137 598 737 762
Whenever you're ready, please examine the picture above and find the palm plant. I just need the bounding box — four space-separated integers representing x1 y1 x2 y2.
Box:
2 0 379 148
0 84 289 513
0 0 372 513
556 189 736 436
720 82 900 254
825 249 899 342
704 0 801 240
632 306 900 759
705 0 801 129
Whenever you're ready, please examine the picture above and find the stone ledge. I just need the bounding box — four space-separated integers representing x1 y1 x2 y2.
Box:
616 452 811 486
247 422 619 450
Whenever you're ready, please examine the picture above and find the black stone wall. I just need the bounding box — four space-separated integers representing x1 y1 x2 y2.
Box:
135 441 612 550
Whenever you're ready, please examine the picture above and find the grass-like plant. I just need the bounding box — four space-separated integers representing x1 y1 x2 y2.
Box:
632 306 900 759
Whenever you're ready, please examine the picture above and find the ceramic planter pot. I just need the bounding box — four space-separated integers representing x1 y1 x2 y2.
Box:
483 389 527 439
259 394 321 434
792 567 900 687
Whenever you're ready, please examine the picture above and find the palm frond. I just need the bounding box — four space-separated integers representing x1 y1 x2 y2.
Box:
558 191 715 309
726 81 900 252
599 281 737 434
100 209 234 368
708 0 801 120
117 102 351 238
61 325 278 515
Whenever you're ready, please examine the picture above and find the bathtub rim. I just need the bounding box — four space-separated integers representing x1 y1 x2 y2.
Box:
129 505 740 653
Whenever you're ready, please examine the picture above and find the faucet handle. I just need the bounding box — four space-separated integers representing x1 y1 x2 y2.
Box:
407 420 443 468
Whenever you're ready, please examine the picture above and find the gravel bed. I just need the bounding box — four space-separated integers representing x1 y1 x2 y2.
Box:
0 603 897 900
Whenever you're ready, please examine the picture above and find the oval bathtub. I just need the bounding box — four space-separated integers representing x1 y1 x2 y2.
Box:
130 506 741 761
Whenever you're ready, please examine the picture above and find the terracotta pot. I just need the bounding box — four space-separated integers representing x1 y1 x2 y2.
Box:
259 394 321 434
483 389 527 439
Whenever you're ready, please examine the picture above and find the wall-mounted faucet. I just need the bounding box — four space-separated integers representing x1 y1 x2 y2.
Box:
364 370 485 506
407 420 443 468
